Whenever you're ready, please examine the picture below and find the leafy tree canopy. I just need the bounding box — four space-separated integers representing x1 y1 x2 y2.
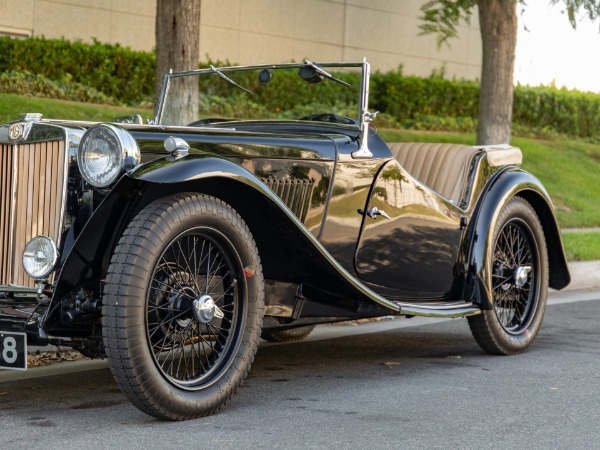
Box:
420 0 600 48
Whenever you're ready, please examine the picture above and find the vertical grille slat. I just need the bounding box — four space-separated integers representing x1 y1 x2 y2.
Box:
0 140 65 288
0 144 14 284
261 177 315 223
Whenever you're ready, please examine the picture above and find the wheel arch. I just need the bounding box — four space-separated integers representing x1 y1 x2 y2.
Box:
516 188 570 290
464 168 570 310
52 158 320 298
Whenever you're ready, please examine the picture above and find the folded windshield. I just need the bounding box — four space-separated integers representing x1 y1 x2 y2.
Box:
157 62 365 128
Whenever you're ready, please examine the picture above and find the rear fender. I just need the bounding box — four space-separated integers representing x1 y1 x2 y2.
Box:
465 168 570 309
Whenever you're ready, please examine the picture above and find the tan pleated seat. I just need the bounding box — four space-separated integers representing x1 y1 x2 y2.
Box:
387 142 480 205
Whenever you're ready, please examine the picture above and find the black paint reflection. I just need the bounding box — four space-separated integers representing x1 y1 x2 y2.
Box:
320 159 384 271
355 161 462 298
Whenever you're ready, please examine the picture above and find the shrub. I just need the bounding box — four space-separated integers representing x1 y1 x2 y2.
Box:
371 68 600 139
513 85 600 138
0 36 154 105
370 69 480 121
0 71 118 105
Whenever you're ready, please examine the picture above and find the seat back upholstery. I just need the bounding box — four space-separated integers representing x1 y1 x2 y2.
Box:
387 142 480 206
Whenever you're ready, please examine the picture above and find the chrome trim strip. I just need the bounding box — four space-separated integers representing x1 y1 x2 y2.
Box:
399 305 481 318
57 128 83 255
166 61 364 78
0 285 38 294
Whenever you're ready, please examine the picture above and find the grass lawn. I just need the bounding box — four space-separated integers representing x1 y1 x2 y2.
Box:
2 96 598 259
0 93 152 123
561 232 600 261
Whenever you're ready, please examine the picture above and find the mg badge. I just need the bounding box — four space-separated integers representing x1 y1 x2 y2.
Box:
8 123 24 140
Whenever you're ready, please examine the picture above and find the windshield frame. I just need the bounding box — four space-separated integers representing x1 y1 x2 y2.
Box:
154 61 370 131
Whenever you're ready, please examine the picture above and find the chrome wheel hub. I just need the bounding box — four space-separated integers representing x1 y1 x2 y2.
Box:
193 295 224 324
513 265 532 288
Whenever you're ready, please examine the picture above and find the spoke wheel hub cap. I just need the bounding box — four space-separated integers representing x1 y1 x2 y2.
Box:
513 265 532 288
193 295 217 323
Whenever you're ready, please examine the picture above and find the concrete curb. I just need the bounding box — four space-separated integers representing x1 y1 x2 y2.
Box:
0 358 108 383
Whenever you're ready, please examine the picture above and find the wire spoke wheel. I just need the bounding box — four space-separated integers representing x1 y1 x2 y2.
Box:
102 194 264 420
468 197 548 355
491 220 537 334
147 228 241 389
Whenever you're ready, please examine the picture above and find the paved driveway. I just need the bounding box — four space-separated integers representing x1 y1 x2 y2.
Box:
0 289 599 449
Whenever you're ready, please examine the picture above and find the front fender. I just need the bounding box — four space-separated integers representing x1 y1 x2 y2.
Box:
51 156 286 303
465 168 570 309
45 155 399 332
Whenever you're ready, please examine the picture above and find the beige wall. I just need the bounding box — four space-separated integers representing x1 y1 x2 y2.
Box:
0 0 481 79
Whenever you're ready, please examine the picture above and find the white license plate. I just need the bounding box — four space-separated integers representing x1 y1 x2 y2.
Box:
0 331 27 370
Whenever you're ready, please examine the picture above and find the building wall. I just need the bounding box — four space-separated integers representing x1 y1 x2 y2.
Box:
0 0 481 79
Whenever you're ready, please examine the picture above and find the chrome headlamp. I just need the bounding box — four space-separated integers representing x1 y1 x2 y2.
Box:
78 124 140 188
22 236 59 280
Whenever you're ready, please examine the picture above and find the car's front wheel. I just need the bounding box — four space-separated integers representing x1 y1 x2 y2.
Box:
102 194 264 420
468 197 548 355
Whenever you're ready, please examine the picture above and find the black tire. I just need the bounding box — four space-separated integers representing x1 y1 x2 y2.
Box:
261 325 316 343
102 194 264 420
468 197 548 355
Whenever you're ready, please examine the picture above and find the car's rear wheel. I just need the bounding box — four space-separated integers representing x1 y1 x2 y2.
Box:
468 197 548 355
261 325 316 342
102 194 264 420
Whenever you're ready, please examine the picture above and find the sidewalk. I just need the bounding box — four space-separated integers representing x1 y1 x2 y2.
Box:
558 260 600 291
562 228 600 233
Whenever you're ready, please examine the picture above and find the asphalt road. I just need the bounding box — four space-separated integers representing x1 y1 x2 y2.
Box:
0 290 599 449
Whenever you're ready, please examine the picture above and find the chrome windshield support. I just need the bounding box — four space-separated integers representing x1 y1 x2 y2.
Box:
352 60 375 159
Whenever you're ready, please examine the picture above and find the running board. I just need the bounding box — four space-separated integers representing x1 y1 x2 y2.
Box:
394 302 482 318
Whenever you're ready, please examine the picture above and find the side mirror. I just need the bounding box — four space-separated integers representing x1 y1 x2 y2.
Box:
298 66 323 84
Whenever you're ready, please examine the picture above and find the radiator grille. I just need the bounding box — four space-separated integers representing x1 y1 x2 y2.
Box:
261 177 314 223
0 140 65 288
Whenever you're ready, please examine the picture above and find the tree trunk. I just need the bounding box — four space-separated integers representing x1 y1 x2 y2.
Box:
476 0 517 145
155 0 201 125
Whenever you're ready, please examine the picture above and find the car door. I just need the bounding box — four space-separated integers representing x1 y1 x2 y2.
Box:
354 160 464 299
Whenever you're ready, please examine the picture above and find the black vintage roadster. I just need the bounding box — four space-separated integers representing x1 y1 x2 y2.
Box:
0 60 570 420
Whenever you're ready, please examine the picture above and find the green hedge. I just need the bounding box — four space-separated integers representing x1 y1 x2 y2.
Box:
0 36 154 105
513 85 600 138
371 70 480 120
1 36 600 139
0 71 118 105
371 69 600 138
